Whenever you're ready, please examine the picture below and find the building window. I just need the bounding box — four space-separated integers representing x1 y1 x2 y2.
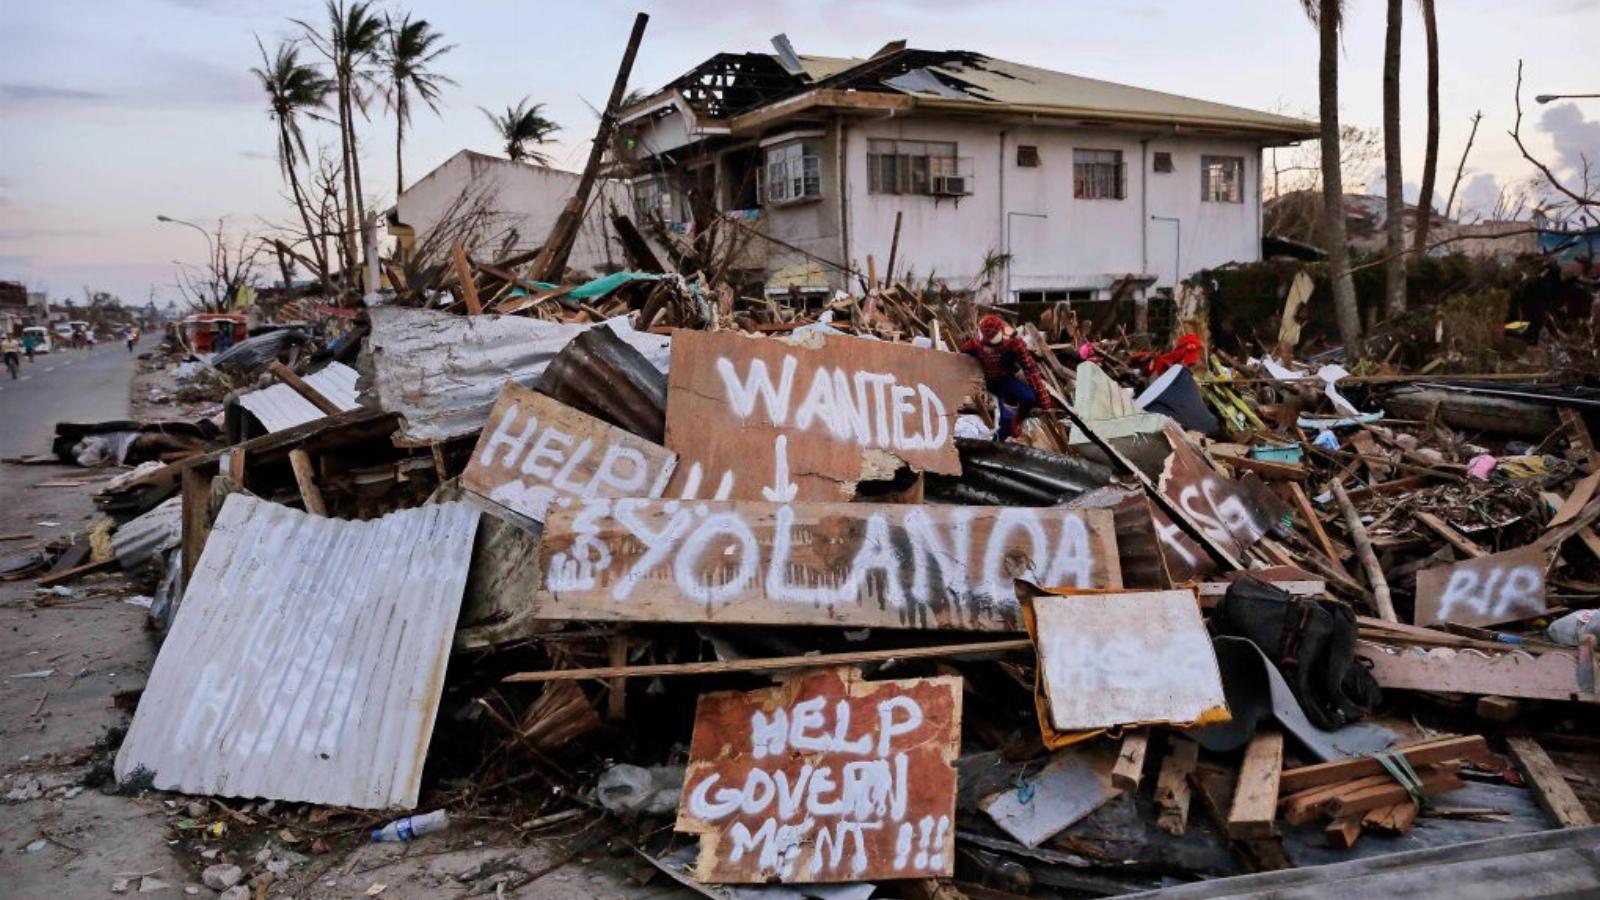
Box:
1153 151 1174 173
1073 149 1125 199
764 141 822 205
1016 144 1040 167
632 176 687 226
867 139 970 195
1201 155 1244 203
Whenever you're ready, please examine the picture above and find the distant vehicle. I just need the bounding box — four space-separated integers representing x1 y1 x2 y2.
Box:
22 326 51 354
52 323 73 339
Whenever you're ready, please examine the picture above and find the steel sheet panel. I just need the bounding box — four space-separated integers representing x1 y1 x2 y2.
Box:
236 362 361 433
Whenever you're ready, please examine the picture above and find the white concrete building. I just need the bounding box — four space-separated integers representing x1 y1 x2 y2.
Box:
389 150 626 276
619 45 1316 301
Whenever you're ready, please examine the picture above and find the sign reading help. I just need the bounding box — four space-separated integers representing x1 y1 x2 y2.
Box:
1414 545 1547 628
677 668 961 884
461 384 677 527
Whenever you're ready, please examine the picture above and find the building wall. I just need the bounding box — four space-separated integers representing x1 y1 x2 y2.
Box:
751 124 846 291
394 151 625 276
834 116 1264 297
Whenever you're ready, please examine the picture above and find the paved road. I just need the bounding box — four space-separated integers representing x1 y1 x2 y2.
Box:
0 335 154 458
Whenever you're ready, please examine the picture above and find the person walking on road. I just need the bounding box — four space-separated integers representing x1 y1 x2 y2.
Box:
126 328 137 353
2 335 21 379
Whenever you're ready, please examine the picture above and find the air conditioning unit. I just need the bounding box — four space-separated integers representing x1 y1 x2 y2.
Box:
932 175 969 196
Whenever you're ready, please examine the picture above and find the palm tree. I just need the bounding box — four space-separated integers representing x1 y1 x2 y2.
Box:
1382 0 1406 317
1302 0 1364 357
294 0 384 275
251 38 334 287
381 13 455 200
481 98 560 165
1412 0 1440 255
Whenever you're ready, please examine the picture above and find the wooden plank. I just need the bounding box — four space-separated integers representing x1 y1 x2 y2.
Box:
504 638 1031 683
1228 731 1283 839
1331 480 1397 621
1280 772 1395 826
35 557 117 586
1476 695 1523 722
661 329 983 502
1111 731 1150 791
451 241 483 315
1413 511 1489 559
1151 428 1278 580
461 383 677 527
676 667 960 883
1362 801 1418 834
1288 481 1344 569
287 449 326 516
1326 765 1464 818
1325 815 1363 849
537 500 1119 631
1279 735 1489 794
1506 735 1594 828
1030 589 1226 732
180 466 213 588
1357 639 1597 702
1549 470 1600 529
266 361 342 416
1155 737 1199 835
1414 545 1547 627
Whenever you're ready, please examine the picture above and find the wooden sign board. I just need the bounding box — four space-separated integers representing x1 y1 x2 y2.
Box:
537 499 1120 630
461 383 677 526
677 667 961 883
663 329 983 502
1031 589 1228 731
1414 546 1547 627
1155 428 1284 581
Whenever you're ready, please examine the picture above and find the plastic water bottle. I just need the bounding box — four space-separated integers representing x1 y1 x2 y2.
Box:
371 809 449 842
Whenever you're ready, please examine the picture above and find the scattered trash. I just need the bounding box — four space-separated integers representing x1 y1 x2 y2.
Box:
371 809 450 843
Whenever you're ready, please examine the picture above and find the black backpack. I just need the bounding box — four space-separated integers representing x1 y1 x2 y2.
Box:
1213 577 1381 730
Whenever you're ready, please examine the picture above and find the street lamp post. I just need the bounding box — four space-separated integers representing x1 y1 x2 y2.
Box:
1535 93 1600 104
156 214 221 306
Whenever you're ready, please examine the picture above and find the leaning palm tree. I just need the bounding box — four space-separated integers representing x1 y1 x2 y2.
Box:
480 98 560 165
1382 0 1406 317
1302 0 1364 357
251 37 334 287
294 0 384 274
1412 0 1440 254
381 13 455 200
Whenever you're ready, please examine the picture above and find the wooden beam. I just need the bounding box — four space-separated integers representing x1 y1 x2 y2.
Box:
1281 773 1395 825
1228 730 1284 839
1361 801 1419 834
1287 481 1347 572
1332 480 1397 622
1279 735 1488 793
1507 735 1594 828
1414 511 1489 559
503 638 1033 683
605 631 628 722
1324 815 1363 849
1326 765 1464 818
451 241 483 315
287 449 327 516
35 557 118 587
267 361 342 416
180 465 213 587
1155 737 1200 835
1111 731 1150 791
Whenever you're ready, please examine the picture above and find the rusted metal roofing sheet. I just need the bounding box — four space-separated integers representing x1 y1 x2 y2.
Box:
112 496 182 570
364 306 669 444
236 362 361 433
113 494 480 809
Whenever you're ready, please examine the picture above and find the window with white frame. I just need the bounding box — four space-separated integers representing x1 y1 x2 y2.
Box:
632 176 687 225
867 139 969 195
1201 155 1244 203
1073 149 1125 199
764 140 822 204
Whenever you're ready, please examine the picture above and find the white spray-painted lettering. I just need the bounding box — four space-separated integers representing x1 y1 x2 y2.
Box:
1436 563 1544 622
714 354 949 454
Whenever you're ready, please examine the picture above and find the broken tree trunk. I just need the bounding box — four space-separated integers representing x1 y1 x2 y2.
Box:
528 13 649 282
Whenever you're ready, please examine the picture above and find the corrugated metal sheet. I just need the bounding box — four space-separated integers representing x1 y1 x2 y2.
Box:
365 306 670 444
112 496 182 569
114 494 480 809
236 362 362 433
926 439 1115 506
534 325 667 443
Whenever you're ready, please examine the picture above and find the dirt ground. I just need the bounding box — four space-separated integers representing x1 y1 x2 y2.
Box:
0 360 691 899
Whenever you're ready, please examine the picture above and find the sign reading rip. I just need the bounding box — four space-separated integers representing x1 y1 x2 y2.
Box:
1414 546 1548 627
677 667 961 884
664 330 983 502
462 383 677 527
536 499 1120 630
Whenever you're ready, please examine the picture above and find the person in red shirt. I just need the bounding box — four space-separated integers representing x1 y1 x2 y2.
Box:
961 314 1053 440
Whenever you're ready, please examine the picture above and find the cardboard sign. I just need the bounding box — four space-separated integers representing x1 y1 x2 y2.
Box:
536 499 1120 630
663 330 983 502
1414 546 1547 627
677 668 961 883
1031 589 1228 732
461 384 677 526
1154 428 1284 581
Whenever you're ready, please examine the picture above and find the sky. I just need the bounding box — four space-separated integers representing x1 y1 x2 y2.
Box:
1 0 1596 305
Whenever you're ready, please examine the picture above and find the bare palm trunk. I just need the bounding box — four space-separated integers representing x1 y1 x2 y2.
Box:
338 77 359 289
280 127 327 285
1320 0 1364 356
1412 0 1440 253
395 88 406 200
1382 0 1406 317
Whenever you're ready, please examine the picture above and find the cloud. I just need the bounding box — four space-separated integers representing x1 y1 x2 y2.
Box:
0 82 110 103
239 150 275 161
1537 102 1600 178
1457 172 1504 219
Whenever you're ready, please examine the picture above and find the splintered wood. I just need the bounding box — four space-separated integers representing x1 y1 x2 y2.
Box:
662 329 983 502
676 667 961 884
537 500 1119 630
462 383 677 526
